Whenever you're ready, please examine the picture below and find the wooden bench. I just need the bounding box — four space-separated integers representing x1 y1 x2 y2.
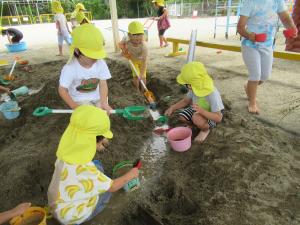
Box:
166 37 300 61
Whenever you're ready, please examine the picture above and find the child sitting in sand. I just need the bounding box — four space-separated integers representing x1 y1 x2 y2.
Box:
165 62 224 143
52 0 71 56
0 203 31 224
119 21 148 91
70 3 90 29
48 105 139 225
58 23 112 112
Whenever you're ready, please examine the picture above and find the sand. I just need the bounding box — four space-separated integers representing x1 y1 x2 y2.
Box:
0 18 299 225
0 56 299 225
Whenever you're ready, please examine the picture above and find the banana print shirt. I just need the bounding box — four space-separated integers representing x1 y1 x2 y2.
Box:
48 159 112 225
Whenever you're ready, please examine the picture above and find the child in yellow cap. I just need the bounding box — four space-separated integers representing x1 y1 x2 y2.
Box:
165 62 224 143
70 3 90 29
58 23 112 112
48 105 139 225
52 1 71 56
119 21 148 91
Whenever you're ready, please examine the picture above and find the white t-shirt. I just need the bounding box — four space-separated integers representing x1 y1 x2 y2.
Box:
59 59 111 102
54 14 69 36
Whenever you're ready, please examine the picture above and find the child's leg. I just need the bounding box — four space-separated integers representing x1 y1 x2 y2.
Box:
192 113 210 143
242 45 261 114
133 77 140 90
85 192 112 222
57 34 64 56
178 106 194 125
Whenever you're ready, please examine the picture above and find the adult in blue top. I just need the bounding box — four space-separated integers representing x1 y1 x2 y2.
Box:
237 0 297 114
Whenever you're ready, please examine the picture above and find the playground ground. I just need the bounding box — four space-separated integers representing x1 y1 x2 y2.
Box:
0 17 299 225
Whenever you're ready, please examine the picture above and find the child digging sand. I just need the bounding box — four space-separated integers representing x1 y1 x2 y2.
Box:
48 105 139 225
52 0 71 56
58 23 112 112
119 21 148 91
165 62 224 143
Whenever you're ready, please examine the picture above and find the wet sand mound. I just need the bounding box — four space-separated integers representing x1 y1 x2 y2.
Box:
0 59 299 225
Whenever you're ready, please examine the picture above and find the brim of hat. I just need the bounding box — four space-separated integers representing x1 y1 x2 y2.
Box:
129 30 144 35
176 73 185 85
101 130 113 139
80 47 106 60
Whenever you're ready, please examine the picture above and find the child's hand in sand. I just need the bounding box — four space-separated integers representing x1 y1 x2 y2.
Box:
164 106 174 116
11 203 31 217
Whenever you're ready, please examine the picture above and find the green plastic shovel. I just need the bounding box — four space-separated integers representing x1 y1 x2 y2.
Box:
32 106 147 121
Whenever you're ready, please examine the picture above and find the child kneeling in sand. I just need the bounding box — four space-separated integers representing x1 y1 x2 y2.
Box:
165 62 224 143
58 24 112 112
48 105 139 225
119 21 148 91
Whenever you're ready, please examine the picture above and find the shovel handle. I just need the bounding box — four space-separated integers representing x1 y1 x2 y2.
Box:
33 107 73 117
128 60 148 91
8 60 17 77
133 159 142 169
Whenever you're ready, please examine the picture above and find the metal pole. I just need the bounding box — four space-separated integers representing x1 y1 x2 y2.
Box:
0 1 4 25
137 0 139 18
109 0 120 52
214 0 218 38
186 30 197 63
225 0 232 39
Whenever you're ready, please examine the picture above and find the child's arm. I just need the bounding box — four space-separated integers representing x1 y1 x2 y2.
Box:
99 80 112 112
108 168 139 192
66 21 71 34
118 41 131 59
56 21 61 34
58 86 79 109
192 104 223 123
278 11 297 36
237 16 256 42
6 31 12 44
0 85 10 93
0 203 31 224
165 97 192 116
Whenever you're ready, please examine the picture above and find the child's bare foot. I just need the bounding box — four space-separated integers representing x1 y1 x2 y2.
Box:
244 84 249 99
248 103 259 114
56 54 63 57
194 129 210 143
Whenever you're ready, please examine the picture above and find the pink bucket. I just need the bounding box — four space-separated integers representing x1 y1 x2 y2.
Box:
167 127 192 152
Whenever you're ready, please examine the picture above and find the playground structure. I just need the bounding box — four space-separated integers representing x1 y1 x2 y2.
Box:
286 0 300 52
0 0 92 26
165 37 300 61
213 0 242 39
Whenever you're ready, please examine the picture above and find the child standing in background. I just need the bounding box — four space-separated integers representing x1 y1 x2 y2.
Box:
237 0 297 114
52 0 71 56
119 21 148 91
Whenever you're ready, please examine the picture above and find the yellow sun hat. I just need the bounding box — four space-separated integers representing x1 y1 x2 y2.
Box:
152 0 165 7
128 21 144 35
56 105 113 164
177 61 214 97
51 0 64 14
76 11 90 24
75 3 86 11
70 23 106 59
